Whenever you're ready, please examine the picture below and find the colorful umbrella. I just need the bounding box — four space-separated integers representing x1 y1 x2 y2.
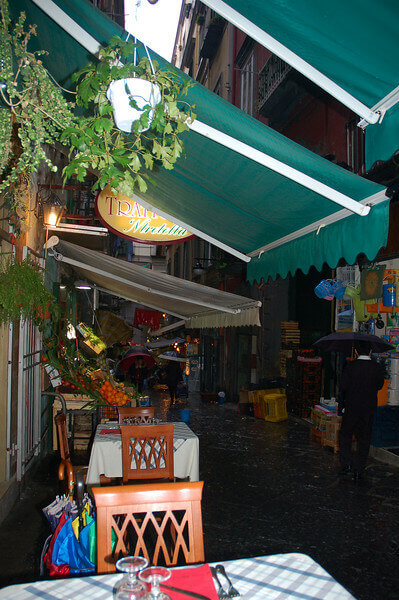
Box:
117 346 155 371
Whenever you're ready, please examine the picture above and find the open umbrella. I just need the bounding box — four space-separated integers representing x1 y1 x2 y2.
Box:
147 337 185 349
314 332 394 354
117 346 155 371
158 350 187 363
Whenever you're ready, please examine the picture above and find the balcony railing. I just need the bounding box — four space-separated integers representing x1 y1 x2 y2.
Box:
258 55 292 112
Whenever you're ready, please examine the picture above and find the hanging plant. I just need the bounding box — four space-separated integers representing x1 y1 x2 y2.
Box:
0 254 58 328
61 35 196 197
0 0 76 223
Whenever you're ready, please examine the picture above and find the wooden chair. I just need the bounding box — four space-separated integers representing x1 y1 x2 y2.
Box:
55 412 88 491
92 481 205 573
118 406 155 424
121 424 175 484
55 412 71 462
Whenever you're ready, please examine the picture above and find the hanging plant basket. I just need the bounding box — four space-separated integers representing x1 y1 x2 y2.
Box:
61 35 196 198
106 78 162 133
0 255 57 328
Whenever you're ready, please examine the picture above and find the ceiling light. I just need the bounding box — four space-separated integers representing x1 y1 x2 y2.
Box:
75 280 91 290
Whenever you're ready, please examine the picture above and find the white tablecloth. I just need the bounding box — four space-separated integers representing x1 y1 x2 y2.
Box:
0 554 356 599
86 422 199 484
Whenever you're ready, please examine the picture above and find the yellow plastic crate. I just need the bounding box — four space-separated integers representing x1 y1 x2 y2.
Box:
261 393 287 422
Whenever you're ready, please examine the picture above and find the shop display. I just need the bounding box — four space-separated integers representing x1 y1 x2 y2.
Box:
44 322 137 412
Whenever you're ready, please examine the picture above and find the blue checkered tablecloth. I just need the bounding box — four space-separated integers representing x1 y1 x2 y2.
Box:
0 554 356 599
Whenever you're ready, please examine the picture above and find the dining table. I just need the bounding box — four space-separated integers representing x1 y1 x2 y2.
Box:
86 421 200 484
0 553 357 599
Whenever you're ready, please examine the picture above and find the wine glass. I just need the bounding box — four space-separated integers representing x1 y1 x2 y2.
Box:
139 566 172 600
115 556 149 600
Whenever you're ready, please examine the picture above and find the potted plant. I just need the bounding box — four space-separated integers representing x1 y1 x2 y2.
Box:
0 255 58 329
0 0 76 233
61 35 196 198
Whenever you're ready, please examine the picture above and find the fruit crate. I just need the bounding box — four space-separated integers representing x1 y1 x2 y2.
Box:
322 416 342 453
99 404 119 421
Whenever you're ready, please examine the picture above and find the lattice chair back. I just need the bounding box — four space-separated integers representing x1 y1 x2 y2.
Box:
120 424 175 483
92 482 205 573
118 406 155 424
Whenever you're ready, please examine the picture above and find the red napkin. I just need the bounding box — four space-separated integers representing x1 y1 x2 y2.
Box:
99 428 121 435
162 564 219 600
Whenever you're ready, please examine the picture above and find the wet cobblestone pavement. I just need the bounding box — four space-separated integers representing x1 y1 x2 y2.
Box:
0 389 399 600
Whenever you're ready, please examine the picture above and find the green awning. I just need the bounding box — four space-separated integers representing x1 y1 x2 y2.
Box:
10 0 389 281
247 200 389 282
203 0 399 167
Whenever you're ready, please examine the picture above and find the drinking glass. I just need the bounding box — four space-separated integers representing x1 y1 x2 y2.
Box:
139 566 172 600
115 556 149 600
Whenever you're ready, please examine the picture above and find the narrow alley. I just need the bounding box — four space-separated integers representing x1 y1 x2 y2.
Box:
0 391 398 600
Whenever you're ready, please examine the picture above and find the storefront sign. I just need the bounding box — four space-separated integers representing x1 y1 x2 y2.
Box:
95 187 194 244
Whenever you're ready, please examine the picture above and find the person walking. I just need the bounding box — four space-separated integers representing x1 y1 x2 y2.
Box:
165 359 182 405
339 340 385 481
129 358 148 393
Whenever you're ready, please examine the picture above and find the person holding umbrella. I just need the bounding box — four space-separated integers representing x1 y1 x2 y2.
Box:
339 340 385 482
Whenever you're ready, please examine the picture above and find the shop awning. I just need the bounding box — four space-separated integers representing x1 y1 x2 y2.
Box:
12 0 389 281
202 0 399 167
51 241 261 329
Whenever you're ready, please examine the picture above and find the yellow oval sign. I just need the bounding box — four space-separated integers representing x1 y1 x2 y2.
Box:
95 187 194 245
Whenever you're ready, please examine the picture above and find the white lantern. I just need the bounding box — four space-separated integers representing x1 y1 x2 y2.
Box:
106 78 161 133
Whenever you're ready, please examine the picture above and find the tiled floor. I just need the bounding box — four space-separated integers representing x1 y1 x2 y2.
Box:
0 389 399 600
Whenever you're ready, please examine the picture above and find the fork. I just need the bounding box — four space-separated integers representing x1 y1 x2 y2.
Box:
210 566 229 599
215 565 240 598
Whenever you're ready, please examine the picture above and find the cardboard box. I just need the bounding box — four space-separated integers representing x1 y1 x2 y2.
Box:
239 389 250 403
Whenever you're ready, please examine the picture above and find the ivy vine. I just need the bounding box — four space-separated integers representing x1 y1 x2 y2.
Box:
0 0 76 193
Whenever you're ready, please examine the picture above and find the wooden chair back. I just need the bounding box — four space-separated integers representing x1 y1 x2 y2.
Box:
55 412 70 461
92 481 205 573
118 406 155 424
120 424 175 484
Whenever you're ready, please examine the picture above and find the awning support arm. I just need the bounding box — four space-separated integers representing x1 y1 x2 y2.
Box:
30 0 102 55
189 120 371 217
358 85 399 129
248 191 386 257
201 0 380 125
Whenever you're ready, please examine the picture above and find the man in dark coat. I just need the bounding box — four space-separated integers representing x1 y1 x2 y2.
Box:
339 340 385 481
165 359 182 405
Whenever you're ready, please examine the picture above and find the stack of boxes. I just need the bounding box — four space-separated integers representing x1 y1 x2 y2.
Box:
388 356 399 406
280 321 301 378
311 399 341 453
286 350 323 417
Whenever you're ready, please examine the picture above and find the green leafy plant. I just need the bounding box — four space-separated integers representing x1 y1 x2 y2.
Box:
0 255 58 328
61 35 196 197
0 0 76 196
44 330 105 408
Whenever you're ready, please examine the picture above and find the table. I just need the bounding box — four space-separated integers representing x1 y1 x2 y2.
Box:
0 554 356 599
86 422 199 484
